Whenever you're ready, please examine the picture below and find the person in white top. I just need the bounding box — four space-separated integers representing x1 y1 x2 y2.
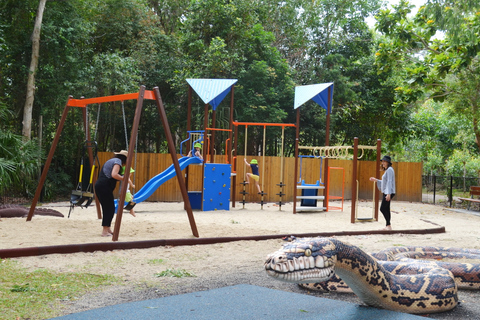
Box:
369 155 396 230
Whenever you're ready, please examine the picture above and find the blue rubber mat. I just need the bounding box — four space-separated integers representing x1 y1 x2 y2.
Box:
51 284 426 320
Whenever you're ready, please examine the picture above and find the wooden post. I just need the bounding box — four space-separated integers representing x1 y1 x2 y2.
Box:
203 103 209 162
350 137 359 223
211 109 216 163
228 86 234 164
375 139 381 221
293 108 300 214
323 87 331 208
27 101 71 221
230 86 236 208
153 87 199 237
187 86 192 144
112 86 146 241
184 85 193 210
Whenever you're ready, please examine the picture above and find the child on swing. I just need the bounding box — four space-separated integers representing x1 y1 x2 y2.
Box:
244 158 262 194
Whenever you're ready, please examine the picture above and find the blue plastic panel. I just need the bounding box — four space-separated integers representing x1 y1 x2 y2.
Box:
202 163 231 211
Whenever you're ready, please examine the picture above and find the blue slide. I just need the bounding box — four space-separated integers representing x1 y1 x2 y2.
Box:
115 156 203 210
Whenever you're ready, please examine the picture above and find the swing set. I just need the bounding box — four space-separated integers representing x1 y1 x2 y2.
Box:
68 98 140 217
27 86 199 241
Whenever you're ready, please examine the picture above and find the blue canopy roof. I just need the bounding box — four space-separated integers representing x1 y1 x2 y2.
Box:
293 83 334 114
186 79 238 110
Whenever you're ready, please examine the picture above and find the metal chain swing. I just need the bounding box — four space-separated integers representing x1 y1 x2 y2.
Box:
68 104 101 217
121 100 138 189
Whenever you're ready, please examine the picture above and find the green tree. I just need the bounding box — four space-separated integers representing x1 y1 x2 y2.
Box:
0 102 42 197
375 0 480 152
253 0 403 151
395 99 476 175
173 0 296 154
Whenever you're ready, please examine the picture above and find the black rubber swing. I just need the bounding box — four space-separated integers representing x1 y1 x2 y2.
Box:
69 141 100 218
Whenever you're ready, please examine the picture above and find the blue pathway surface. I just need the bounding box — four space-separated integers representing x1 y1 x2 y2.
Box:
116 156 202 209
51 285 427 320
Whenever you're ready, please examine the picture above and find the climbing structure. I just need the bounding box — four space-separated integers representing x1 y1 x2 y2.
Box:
292 83 334 214
185 78 237 211
202 163 231 211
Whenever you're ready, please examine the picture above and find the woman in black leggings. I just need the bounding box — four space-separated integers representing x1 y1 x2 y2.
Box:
95 150 128 237
369 155 396 230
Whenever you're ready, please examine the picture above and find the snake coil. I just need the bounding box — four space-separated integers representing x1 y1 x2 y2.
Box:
265 237 480 314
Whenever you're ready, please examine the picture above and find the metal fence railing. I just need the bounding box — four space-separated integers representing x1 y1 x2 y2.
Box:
422 175 480 208
0 193 31 206
0 184 35 206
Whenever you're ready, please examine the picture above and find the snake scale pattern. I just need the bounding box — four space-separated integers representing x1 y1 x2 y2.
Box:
264 237 480 314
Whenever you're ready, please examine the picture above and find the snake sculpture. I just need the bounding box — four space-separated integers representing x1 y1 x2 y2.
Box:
265 237 480 314
0 204 64 218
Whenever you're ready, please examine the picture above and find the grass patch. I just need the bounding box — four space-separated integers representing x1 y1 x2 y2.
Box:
154 268 196 278
0 259 118 319
147 258 165 265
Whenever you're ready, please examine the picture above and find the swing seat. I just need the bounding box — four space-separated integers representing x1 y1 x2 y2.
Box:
69 140 100 218
124 201 136 210
81 191 94 208
70 190 84 205
70 190 94 206
69 190 90 218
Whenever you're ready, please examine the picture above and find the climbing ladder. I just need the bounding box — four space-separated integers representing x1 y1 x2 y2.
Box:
295 180 326 212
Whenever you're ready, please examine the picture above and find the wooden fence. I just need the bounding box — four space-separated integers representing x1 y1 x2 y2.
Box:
98 152 422 203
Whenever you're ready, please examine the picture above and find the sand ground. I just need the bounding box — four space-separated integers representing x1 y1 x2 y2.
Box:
1 199 480 319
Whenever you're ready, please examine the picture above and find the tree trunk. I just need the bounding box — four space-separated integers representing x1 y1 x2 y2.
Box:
23 0 47 141
474 117 480 152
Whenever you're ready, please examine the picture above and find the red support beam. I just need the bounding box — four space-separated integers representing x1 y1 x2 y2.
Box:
67 91 155 107
233 121 295 128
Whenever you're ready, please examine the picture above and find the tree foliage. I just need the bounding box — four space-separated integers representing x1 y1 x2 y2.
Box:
375 0 480 154
0 102 42 197
0 0 413 198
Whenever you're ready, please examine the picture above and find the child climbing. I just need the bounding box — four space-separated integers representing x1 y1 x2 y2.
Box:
187 142 203 160
244 158 262 194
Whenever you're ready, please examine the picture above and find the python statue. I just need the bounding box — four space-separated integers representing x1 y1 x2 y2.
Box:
264 237 480 314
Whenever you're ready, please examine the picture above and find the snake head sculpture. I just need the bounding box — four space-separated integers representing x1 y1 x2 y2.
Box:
265 237 337 284
265 237 459 314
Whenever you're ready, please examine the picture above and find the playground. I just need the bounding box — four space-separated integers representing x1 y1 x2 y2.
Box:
2 200 480 319
5 83 479 319
25 81 410 242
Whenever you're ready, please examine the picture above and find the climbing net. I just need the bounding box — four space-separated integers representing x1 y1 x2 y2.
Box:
298 145 376 159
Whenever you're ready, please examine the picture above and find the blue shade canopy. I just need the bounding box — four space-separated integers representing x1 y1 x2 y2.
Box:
186 79 238 110
294 83 334 114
